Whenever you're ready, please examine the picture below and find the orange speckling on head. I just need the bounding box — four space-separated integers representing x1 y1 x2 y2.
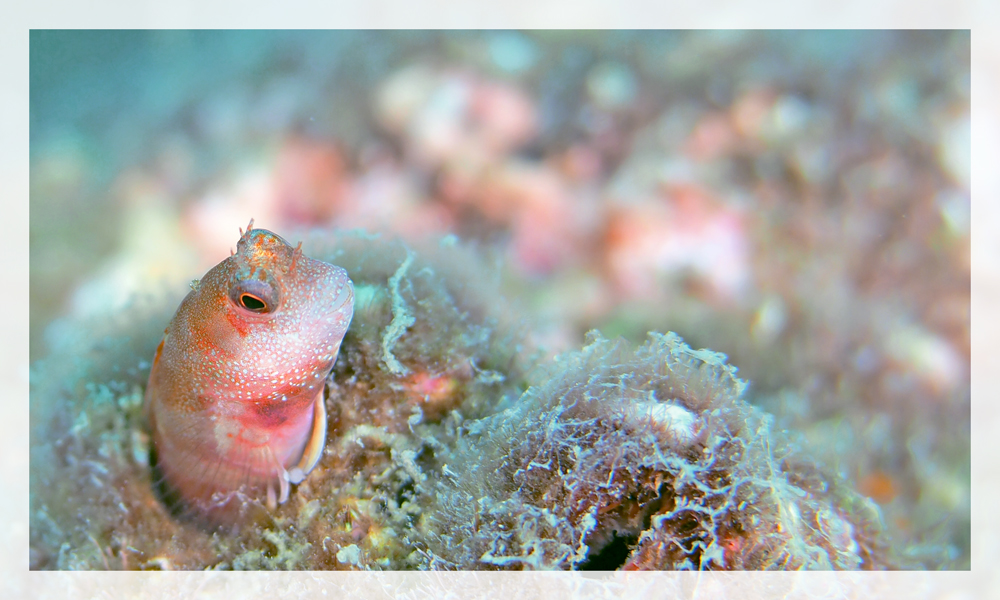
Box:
145 221 354 524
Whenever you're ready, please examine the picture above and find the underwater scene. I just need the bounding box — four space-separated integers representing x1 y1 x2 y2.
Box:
28 30 970 571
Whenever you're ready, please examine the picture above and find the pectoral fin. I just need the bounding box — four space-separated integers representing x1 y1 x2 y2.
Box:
287 389 327 485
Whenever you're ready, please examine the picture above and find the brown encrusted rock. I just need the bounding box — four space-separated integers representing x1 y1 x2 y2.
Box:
414 332 897 570
30 230 898 570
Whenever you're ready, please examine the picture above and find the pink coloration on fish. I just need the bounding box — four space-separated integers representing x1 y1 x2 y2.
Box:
145 221 354 523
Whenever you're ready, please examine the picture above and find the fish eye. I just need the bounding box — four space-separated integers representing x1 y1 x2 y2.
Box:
230 279 278 314
240 293 266 311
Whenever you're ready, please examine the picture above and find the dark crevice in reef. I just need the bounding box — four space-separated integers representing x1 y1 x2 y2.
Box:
578 530 639 571
578 489 666 571
394 478 418 510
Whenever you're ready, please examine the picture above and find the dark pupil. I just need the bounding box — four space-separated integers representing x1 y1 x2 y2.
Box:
240 294 267 311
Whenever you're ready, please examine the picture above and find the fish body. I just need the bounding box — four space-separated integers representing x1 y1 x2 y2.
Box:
145 222 353 522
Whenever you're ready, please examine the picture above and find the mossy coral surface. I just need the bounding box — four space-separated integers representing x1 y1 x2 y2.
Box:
416 332 892 570
31 231 905 570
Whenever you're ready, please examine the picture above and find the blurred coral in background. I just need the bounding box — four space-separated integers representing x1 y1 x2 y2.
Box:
29 30 969 570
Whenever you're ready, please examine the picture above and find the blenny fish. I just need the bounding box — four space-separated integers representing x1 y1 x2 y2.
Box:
145 221 354 523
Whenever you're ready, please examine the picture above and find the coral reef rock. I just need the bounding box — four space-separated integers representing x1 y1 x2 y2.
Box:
30 231 897 570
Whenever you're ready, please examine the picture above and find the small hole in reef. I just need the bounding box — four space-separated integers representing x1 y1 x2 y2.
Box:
577 530 638 571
